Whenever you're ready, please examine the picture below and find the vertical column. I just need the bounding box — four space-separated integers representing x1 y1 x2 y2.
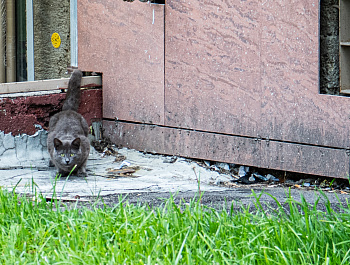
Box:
6 0 15 82
340 0 350 91
70 0 78 67
26 0 34 81
0 1 5 82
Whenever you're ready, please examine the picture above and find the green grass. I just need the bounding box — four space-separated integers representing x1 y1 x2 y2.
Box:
0 189 350 264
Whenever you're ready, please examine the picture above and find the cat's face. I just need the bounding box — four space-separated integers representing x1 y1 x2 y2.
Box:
53 138 83 172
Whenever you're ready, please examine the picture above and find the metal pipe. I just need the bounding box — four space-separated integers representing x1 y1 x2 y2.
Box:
6 0 15 82
26 0 34 81
0 1 5 82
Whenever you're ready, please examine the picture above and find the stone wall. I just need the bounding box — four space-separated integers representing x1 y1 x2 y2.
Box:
33 0 71 80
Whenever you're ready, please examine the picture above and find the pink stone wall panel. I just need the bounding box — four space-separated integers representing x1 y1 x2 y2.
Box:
78 0 350 177
165 0 261 137
259 0 350 148
165 0 350 149
78 0 165 124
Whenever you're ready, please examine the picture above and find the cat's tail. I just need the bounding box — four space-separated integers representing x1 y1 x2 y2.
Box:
62 69 83 112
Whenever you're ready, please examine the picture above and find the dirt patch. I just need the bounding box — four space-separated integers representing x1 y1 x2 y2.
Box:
87 187 350 214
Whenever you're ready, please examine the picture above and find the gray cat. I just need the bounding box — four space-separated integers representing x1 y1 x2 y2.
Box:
47 69 90 177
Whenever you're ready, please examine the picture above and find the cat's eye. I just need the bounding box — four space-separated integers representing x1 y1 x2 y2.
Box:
70 154 75 157
60 154 65 157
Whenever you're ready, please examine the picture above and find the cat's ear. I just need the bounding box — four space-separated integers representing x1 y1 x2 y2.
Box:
54 138 63 149
72 138 81 149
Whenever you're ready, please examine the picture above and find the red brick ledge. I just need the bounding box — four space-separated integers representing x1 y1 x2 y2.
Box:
0 89 102 136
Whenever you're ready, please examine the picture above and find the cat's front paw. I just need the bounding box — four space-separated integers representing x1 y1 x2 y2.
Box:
77 171 88 178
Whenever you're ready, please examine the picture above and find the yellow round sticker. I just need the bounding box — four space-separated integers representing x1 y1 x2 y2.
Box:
51 32 61 48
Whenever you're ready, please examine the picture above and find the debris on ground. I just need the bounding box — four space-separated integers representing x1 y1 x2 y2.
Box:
105 166 141 178
90 141 350 196
192 157 350 194
90 142 350 195
163 156 178 164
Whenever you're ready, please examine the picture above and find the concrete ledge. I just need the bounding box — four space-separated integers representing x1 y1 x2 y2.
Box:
0 76 102 94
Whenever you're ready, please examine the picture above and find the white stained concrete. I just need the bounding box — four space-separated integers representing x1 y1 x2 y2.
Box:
0 132 232 198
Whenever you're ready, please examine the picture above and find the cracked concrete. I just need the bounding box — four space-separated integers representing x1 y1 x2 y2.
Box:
0 130 230 199
0 130 49 169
